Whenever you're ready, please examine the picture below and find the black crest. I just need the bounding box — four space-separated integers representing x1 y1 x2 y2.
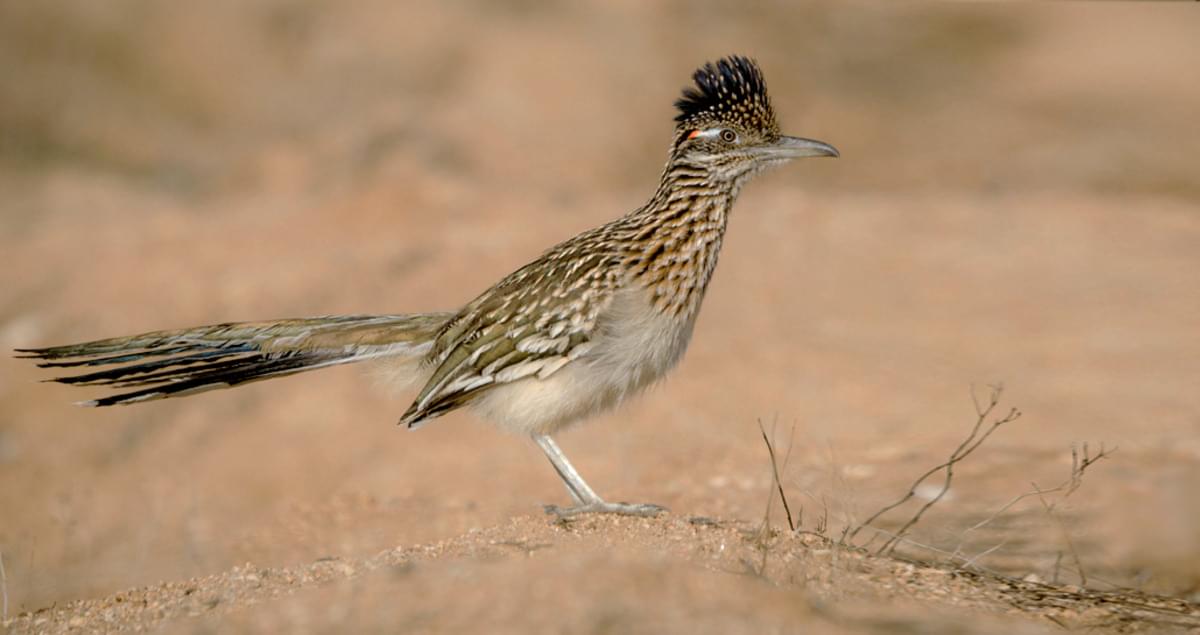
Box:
674 55 778 134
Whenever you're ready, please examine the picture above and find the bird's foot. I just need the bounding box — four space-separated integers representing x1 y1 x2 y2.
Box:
543 501 667 520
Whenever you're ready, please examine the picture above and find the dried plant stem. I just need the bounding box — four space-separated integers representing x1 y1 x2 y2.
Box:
848 384 1021 555
950 442 1114 574
1 549 7 622
1034 483 1087 586
959 443 1113 536
758 418 796 531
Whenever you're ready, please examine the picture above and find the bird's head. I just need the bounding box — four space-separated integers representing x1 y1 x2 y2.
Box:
671 56 838 184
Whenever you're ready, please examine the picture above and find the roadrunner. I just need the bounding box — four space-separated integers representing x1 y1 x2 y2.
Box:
18 56 837 517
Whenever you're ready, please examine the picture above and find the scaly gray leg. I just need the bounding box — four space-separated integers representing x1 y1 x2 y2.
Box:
533 435 667 518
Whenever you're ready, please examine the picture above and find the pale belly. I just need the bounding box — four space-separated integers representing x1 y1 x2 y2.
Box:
469 286 698 436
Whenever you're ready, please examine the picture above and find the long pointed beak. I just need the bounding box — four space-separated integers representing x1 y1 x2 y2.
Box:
756 135 840 160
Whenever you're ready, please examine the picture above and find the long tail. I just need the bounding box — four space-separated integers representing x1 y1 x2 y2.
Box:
16 313 452 407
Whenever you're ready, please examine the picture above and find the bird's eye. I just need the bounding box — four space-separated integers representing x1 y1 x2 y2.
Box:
719 129 738 143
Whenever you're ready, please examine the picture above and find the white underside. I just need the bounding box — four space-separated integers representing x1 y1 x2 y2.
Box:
469 285 696 435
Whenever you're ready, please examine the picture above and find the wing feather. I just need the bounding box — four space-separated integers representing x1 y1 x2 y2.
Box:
399 242 624 428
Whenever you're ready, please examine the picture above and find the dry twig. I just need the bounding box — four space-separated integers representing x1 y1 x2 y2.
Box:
797 492 831 538
1033 483 1088 586
1 549 7 622
951 442 1114 579
959 442 1114 537
848 384 1021 555
758 418 796 532
751 418 800 577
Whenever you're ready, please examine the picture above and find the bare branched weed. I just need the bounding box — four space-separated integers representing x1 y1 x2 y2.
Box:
755 384 1118 590
951 442 1114 585
955 442 1112 540
847 384 1021 556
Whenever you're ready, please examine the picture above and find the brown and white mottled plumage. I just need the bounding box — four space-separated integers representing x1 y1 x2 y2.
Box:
18 56 837 517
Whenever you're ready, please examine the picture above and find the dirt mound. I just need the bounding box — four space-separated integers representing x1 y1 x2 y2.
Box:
6 515 1197 634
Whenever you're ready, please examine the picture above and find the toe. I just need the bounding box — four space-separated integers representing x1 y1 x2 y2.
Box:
542 501 668 519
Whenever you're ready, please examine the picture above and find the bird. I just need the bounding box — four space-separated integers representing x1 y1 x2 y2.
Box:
17 55 838 518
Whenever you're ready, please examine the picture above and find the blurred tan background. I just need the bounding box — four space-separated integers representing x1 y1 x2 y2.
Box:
1 0 1198 624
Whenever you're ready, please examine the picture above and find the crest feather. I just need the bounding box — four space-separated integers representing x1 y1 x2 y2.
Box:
673 55 777 134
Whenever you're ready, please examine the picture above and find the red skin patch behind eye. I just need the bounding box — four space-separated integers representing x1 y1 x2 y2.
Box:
687 130 701 140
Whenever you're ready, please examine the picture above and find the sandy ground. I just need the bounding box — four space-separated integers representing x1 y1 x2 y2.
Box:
1 2 1198 633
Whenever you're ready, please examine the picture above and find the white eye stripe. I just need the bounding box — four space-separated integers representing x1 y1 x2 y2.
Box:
687 128 739 142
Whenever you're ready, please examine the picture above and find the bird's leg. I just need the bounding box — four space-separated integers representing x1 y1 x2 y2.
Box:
542 444 592 506
535 434 599 505
533 435 667 518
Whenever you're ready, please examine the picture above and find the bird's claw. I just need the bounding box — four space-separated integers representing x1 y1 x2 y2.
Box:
543 501 667 520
